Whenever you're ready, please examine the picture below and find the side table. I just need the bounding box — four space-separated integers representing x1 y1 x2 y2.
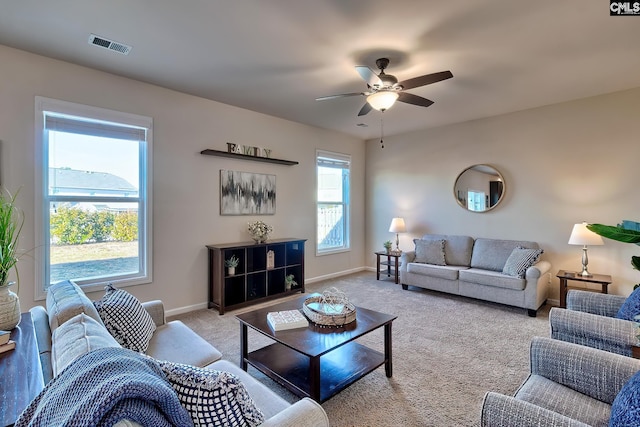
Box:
557 270 612 308
375 251 401 284
0 312 44 426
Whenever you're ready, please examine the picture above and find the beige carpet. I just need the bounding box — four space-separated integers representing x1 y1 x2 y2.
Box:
173 272 551 427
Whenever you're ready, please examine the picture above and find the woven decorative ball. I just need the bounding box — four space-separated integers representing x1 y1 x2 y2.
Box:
302 287 356 328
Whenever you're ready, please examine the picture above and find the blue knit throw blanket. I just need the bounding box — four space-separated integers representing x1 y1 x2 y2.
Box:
16 347 194 427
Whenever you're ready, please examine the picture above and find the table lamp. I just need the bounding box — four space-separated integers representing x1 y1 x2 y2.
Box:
388 217 406 253
568 222 604 277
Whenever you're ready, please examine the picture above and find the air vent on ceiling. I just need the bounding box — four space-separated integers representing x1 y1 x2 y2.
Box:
88 34 132 55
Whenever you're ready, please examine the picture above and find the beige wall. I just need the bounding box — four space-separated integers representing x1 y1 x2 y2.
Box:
0 45 365 313
366 88 640 302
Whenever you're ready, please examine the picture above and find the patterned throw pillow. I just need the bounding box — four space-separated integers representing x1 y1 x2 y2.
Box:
158 361 265 427
93 284 156 353
616 287 640 321
413 239 446 265
502 247 544 279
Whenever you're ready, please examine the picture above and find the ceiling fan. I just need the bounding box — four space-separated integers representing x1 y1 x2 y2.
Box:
316 58 453 116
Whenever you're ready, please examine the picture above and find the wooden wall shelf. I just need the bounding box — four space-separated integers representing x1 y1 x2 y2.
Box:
200 149 298 166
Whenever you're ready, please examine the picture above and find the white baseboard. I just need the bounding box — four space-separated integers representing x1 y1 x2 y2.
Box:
166 267 368 317
166 302 209 318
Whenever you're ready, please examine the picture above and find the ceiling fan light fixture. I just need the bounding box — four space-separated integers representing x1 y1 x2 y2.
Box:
367 91 399 112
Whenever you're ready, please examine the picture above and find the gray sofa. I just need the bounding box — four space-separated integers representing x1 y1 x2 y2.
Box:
29 280 329 427
400 234 550 316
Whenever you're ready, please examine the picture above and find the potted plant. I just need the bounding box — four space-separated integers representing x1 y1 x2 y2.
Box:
0 189 24 330
285 274 297 291
383 240 392 254
225 255 240 276
588 221 640 289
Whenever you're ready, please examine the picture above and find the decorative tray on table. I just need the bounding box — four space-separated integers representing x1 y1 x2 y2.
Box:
302 288 356 328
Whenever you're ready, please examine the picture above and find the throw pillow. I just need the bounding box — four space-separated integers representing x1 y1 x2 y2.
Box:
93 284 156 353
413 239 446 265
610 369 640 426
502 247 544 279
158 361 264 427
616 287 640 321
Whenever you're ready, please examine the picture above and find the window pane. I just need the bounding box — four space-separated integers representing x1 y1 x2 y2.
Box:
49 202 140 285
317 166 343 202
317 204 344 250
48 131 139 197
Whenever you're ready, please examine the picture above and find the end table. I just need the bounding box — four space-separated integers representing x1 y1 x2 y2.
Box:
557 270 612 308
375 251 401 284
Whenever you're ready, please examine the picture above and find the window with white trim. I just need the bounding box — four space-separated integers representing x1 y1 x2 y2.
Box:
35 97 152 296
316 150 350 254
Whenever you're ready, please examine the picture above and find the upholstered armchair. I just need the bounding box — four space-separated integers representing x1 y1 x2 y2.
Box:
480 336 640 426
549 290 638 357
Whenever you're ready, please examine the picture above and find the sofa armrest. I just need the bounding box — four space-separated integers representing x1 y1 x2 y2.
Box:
480 392 590 427
29 305 54 385
526 260 551 278
567 290 626 317
400 251 415 269
259 398 329 427
550 307 637 356
530 336 640 404
141 300 166 326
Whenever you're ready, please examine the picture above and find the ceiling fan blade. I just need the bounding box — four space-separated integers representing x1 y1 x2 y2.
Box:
357 102 373 116
397 92 434 108
315 92 364 101
399 70 453 90
355 66 383 87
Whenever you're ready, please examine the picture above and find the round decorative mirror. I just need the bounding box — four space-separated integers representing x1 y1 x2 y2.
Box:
454 164 505 212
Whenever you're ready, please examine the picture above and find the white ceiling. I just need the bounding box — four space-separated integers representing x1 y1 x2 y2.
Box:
2 0 640 140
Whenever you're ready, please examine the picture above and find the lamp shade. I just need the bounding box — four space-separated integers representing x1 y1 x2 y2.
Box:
367 91 399 111
389 217 407 233
568 222 604 246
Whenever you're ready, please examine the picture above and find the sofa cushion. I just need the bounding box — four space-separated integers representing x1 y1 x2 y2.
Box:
46 280 104 332
51 313 120 377
616 287 640 321
459 268 526 291
421 234 474 266
413 238 446 265
470 238 539 272
146 320 222 367
407 263 463 281
158 360 264 427
610 369 640 426
93 284 156 353
502 247 544 279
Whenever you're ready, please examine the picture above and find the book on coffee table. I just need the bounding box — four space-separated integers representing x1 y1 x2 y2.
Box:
0 330 10 346
0 340 16 354
267 310 309 331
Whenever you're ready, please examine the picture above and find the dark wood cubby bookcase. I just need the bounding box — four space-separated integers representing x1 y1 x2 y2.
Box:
206 238 306 314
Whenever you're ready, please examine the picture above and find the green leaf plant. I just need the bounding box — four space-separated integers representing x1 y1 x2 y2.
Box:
0 188 24 290
587 222 640 289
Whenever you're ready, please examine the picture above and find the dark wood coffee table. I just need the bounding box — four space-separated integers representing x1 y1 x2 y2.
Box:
236 293 397 403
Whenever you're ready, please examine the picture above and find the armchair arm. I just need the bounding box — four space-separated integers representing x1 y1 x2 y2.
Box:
141 300 166 326
480 392 590 427
530 337 640 404
566 290 626 317
259 398 329 427
549 307 637 357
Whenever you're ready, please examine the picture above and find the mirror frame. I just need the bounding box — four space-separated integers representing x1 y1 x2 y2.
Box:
453 164 506 213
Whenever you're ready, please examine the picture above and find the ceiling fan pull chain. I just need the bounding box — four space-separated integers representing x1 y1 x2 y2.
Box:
380 116 384 149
